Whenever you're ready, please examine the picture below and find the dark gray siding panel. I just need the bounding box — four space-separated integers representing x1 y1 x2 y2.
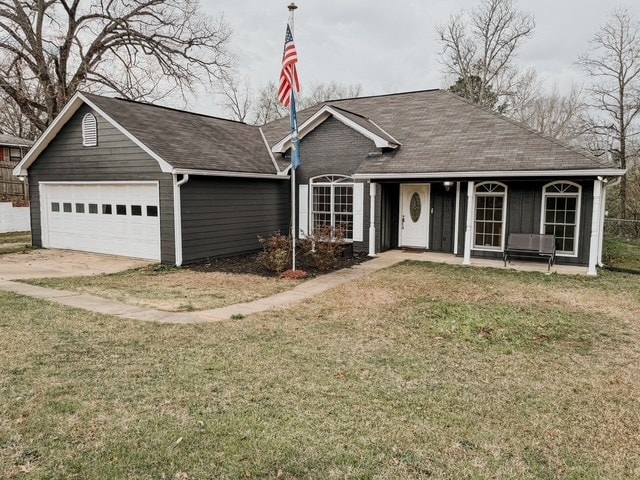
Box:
430 183 456 253
296 117 377 184
28 104 175 263
180 176 289 263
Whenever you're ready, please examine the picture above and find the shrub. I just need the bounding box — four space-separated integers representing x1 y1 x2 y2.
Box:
301 225 346 271
257 232 291 273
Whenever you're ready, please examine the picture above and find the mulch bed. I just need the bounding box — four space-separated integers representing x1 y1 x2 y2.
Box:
187 250 371 278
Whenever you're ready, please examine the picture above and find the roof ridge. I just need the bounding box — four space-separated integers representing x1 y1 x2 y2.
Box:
80 91 252 127
326 88 441 103
441 90 611 169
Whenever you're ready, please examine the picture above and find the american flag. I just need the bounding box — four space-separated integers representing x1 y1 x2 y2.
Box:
278 24 300 107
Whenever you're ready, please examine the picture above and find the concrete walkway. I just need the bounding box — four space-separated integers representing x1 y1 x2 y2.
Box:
0 250 588 324
0 251 408 324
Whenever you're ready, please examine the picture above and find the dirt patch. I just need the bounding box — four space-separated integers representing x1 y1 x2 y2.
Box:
187 250 371 277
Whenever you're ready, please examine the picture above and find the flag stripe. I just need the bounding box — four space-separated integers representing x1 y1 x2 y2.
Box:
278 24 300 108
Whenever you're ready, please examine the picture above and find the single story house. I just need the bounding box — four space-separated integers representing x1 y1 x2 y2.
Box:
14 89 624 275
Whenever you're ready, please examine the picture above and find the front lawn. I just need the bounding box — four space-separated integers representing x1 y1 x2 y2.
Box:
1 261 639 478
23 265 299 312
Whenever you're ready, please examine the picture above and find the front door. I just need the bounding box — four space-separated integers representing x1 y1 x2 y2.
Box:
399 184 430 248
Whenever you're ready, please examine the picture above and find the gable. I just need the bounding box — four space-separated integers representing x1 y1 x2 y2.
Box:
296 116 378 183
29 104 164 177
272 105 400 155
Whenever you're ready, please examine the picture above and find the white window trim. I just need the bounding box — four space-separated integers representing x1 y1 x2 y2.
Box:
540 180 581 258
310 174 355 241
82 112 98 147
472 181 508 252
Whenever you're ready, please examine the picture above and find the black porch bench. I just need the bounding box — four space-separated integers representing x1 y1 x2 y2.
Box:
503 233 556 271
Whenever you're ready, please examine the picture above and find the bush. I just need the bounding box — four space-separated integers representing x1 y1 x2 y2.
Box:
301 225 346 271
257 232 291 273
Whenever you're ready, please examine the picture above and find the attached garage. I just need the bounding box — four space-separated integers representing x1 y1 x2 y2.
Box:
40 182 161 260
14 92 291 265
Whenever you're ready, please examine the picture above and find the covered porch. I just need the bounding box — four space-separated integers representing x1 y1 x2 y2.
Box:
391 249 590 276
364 177 607 276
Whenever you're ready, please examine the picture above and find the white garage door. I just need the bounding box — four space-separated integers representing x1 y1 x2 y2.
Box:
40 182 161 260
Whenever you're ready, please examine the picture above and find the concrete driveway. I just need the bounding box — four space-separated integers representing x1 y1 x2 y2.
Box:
0 248 153 280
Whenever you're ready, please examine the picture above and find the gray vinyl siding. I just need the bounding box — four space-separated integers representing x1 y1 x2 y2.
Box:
180 176 290 263
294 116 378 253
28 104 175 263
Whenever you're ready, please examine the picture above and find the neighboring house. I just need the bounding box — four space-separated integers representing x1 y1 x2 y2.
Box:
1 133 32 200
14 89 624 275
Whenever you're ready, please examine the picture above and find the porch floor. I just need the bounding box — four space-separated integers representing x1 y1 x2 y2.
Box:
390 249 589 276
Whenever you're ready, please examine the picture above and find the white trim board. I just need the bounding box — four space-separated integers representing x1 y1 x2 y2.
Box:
272 105 401 154
171 168 290 180
354 169 625 180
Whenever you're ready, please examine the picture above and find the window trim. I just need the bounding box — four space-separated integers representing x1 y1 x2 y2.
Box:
472 181 508 252
540 180 581 258
309 174 355 241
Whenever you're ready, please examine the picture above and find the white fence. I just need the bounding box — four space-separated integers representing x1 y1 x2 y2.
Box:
0 202 30 233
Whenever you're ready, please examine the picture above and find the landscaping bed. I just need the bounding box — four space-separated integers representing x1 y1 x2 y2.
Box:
187 249 371 277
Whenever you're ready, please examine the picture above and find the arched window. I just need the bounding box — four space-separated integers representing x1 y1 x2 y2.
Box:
82 113 98 147
310 175 354 239
473 181 507 250
542 181 581 256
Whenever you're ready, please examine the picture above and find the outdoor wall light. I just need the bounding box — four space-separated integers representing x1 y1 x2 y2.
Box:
443 181 454 191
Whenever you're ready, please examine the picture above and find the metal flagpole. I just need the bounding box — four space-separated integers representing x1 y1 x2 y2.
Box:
288 2 298 271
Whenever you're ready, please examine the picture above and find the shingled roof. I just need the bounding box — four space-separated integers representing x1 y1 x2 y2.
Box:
0 133 32 147
262 89 614 175
82 93 277 175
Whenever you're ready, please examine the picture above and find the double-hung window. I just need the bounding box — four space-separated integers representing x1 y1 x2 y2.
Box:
542 181 581 256
310 175 354 240
473 182 507 251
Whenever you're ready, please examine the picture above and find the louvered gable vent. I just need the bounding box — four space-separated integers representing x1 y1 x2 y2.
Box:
82 113 98 147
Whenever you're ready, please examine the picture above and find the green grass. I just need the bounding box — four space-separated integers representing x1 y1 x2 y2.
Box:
1 261 639 478
604 236 640 271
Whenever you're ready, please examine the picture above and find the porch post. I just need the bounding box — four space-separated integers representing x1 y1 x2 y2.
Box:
463 181 474 265
368 181 377 257
588 179 603 276
598 184 607 267
453 181 461 255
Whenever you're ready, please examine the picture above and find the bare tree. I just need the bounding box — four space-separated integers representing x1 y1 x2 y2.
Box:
437 0 535 111
249 80 363 125
0 92 38 139
508 71 587 143
578 8 640 218
298 82 362 109
216 72 253 123
0 0 232 134
252 81 288 125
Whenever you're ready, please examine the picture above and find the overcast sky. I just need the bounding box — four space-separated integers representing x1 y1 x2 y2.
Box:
194 0 640 118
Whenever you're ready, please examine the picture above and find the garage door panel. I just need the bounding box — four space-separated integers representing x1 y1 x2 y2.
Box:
41 183 161 260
